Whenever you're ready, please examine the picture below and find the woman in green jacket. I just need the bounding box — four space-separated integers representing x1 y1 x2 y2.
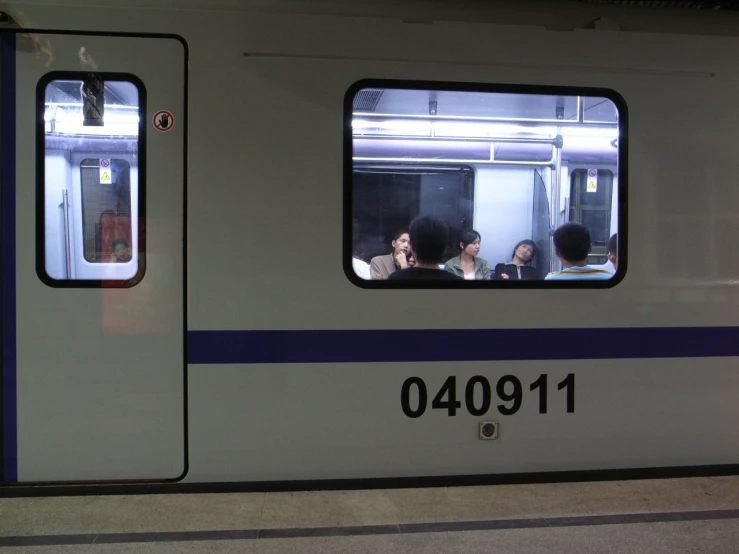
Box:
444 230 491 280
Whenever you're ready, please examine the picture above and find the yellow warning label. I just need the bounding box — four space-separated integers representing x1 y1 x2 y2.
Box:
587 180 597 192
100 170 111 184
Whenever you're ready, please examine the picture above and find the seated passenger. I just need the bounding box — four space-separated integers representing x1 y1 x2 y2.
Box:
388 217 463 281
352 257 371 280
607 233 618 271
352 240 369 264
352 241 372 279
444 230 491 280
590 233 618 274
370 229 411 280
109 238 132 263
495 239 537 280
545 223 612 280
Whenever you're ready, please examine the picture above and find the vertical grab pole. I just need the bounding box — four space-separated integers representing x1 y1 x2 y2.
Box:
550 165 557 273
550 102 565 273
550 135 563 273
62 190 72 279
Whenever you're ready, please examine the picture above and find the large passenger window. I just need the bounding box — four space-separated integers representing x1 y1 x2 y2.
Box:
344 80 627 287
37 73 144 286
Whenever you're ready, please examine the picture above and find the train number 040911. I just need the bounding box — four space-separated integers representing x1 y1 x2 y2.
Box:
400 374 575 418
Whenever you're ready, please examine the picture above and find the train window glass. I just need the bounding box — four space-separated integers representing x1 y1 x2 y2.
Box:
582 97 619 124
345 81 626 286
38 74 145 287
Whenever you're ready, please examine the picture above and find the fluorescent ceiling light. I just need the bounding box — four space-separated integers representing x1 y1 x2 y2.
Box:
352 118 618 141
433 122 559 137
352 119 431 136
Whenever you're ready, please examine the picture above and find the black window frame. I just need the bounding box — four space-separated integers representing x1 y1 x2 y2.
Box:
36 71 146 288
343 78 628 289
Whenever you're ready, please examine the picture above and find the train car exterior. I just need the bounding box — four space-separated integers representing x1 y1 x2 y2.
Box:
2 0 739 492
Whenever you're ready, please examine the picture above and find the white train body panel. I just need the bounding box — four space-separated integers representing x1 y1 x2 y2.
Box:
1 0 739 487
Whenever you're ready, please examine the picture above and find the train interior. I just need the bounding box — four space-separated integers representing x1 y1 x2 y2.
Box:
42 77 141 282
350 87 621 280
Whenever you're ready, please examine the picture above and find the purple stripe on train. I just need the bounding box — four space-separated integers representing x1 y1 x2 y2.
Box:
187 327 739 365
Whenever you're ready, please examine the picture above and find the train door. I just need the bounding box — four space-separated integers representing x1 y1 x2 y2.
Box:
1 31 186 484
569 168 615 266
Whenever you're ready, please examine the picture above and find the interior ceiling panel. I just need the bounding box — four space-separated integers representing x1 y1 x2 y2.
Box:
368 90 618 123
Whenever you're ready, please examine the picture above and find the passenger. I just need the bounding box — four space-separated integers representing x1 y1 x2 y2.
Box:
607 233 618 270
495 239 538 280
352 258 371 280
444 230 491 280
352 240 372 279
388 216 462 281
352 218 368 259
353 241 369 264
545 222 612 280
370 229 411 280
109 238 132 263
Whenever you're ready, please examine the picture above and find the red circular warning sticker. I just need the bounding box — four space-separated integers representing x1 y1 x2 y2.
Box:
153 110 175 132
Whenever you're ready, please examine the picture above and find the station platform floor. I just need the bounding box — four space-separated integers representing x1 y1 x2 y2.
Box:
1 475 739 553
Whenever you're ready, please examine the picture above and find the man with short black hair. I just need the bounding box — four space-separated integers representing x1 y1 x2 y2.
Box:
388 216 462 281
545 222 612 280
